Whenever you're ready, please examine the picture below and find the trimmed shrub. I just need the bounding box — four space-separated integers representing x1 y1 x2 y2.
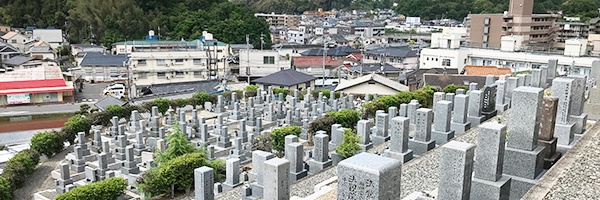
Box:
55 177 127 200
442 84 468 94
244 85 259 91
137 153 225 198
30 131 63 157
1 149 40 188
334 129 362 159
270 126 301 152
328 109 360 129
0 176 12 200
153 98 171 114
307 114 337 138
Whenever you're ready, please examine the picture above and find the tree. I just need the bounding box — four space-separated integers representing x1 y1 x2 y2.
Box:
192 92 211 107
0 176 11 200
334 129 362 159
55 177 127 200
270 126 301 152
154 122 200 164
244 85 259 91
30 131 64 157
328 109 360 129
61 115 91 144
1 149 40 188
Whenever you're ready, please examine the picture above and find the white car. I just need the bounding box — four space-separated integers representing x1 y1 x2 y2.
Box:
103 83 126 99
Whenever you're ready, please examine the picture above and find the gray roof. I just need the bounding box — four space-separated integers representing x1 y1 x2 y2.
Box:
253 69 317 87
230 44 254 50
3 56 33 66
365 46 417 58
80 52 128 66
94 95 127 111
30 46 53 53
133 80 220 100
347 63 401 73
32 29 63 43
300 46 360 56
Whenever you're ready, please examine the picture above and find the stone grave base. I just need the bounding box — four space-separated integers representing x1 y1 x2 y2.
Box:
470 176 511 200
504 171 546 200
537 138 561 169
482 110 498 121
358 143 373 152
495 103 509 114
431 130 455 145
450 122 471 135
408 139 435 156
250 183 265 198
223 182 242 192
555 123 575 145
503 146 545 180
307 159 332 174
289 169 308 182
383 149 413 163
543 151 562 169
467 115 485 127
569 113 587 135
371 135 389 147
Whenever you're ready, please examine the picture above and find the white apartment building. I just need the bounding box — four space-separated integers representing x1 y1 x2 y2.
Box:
129 51 210 97
238 49 291 78
420 34 600 76
286 30 305 44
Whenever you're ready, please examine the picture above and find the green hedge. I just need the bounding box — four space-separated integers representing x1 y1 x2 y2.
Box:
362 85 438 118
55 177 127 200
0 149 40 188
442 84 468 94
0 176 12 200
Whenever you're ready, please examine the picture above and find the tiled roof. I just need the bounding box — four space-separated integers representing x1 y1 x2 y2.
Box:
1 32 17 40
3 56 33 66
423 74 487 89
253 69 317 87
80 52 128 66
292 56 340 67
347 63 400 73
300 46 360 56
364 46 417 58
94 96 127 111
463 65 512 76
344 52 362 62
335 73 409 92
32 29 63 43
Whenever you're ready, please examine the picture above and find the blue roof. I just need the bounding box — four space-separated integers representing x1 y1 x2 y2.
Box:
80 52 128 66
3 56 33 66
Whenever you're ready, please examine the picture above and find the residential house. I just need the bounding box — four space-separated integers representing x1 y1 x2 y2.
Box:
272 43 322 58
0 64 74 106
346 63 402 79
238 49 291 79
32 29 65 49
71 44 106 56
77 52 128 82
292 56 341 78
0 42 20 62
286 29 305 44
363 45 418 70
334 73 409 95
299 46 360 58
28 46 56 60
252 69 317 90
0 25 10 33
1 31 33 53
129 51 210 98
352 25 385 37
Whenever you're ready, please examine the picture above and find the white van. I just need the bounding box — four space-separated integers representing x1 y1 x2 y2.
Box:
103 83 126 99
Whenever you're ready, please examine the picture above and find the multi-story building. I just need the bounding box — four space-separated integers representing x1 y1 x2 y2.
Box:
363 45 418 70
589 18 600 34
556 20 588 49
32 29 66 49
255 13 299 27
421 34 600 76
467 0 559 50
129 51 210 98
238 49 291 79
77 52 128 82
1 31 34 53
352 26 385 37
286 29 305 44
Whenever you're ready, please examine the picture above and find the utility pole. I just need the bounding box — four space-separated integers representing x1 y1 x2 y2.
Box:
246 35 251 84
322 42 327 87
260 33 265 50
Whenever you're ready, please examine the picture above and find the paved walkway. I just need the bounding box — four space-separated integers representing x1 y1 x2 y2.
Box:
0 103 93 117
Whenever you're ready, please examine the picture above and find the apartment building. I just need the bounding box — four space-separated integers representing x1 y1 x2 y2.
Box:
421 34 600 76
467 0 559 50
129 51 210 98
238 49 291 79
556 20 588 49
255 13 299 27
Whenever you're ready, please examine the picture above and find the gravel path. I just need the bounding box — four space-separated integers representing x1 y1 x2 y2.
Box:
13 146 72 200
524 120 600 199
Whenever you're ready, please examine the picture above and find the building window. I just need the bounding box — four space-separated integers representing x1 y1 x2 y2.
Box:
464 59 467 64
138 60 146 65
217 50 223 53
157 72 166 78
119 48 125 53
442 59 451 67
175 71 185 77
157 59 166 65
263 56 275 64
138 72 148 79
175 59 184 63
11 39 16 43
193 59 202 64
194 71 203 76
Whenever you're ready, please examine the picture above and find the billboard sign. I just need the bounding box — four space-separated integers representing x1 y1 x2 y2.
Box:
7 94 31 104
